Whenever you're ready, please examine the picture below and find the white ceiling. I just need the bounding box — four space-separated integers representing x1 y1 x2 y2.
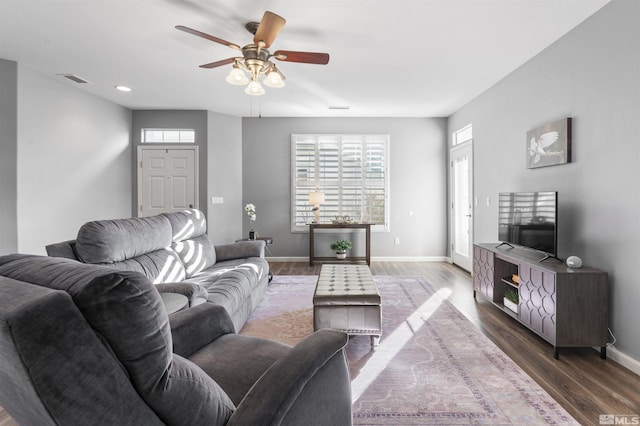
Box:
0 0 610 118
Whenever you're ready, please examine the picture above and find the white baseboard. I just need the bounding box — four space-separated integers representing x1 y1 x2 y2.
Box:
265 256 452 263
266 256 308 262
372 256 451 262
606 346 640 376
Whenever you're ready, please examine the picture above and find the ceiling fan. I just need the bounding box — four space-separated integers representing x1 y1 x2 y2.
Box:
176 11 330 95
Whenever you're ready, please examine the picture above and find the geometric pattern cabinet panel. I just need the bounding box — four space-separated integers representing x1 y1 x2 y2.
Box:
518 264 557 343
473 245 494 301
473 243 608 359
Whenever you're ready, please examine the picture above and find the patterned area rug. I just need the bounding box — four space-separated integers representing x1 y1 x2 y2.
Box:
240 275 579 425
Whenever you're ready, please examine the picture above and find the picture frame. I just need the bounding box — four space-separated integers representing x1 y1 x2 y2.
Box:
526 117 572 169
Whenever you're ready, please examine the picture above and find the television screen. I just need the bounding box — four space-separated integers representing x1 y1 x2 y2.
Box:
498 191 557 256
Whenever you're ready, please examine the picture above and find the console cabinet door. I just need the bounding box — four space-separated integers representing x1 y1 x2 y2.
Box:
473 246 494 300
518 264 557 343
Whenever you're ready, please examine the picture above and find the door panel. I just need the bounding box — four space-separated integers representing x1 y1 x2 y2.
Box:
149 176 166 208
450 143 473 271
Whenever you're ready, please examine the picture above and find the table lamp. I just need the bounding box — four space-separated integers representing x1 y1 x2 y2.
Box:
309 190 325 223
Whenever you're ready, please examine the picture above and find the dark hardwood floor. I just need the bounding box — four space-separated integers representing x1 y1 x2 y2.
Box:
1 261 638 425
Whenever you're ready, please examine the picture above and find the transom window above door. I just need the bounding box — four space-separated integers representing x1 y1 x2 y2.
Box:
291 134 390 232
141 129 195 143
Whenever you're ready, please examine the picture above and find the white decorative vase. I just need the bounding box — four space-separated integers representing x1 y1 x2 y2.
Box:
566 256 583 268
336 251 347 260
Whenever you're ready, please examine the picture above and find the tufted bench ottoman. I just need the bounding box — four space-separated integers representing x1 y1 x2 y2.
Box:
313 264 382 346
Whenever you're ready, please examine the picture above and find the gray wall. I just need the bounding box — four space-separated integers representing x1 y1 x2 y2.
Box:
16 65 132 255
449 0 640 361
207 111 243 244
0 59 18 254
131 110 208 218
242 117 448 259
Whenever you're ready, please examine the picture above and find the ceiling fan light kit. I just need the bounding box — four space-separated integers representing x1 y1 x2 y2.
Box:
225 65 250 85
176 11 329 96
245 78 266 96
263 66 285 88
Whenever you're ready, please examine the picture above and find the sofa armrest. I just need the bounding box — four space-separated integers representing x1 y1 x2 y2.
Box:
45 240 79 260
169 303 236 358
215 241 265 262
155 282 207 306
227 329 352 426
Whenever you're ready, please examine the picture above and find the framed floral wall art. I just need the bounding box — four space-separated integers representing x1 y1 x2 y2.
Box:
526 117 572 169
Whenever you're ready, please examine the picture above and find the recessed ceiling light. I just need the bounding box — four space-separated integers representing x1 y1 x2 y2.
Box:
328 106 350 110
115 85 132 92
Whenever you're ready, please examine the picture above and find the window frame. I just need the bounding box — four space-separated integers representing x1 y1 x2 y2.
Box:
141 128 195 143
452 124 472 146
290 134 390 233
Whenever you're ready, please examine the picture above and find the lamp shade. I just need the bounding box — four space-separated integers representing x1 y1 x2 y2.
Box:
225 67 249 85
309 190 325 205
245 80 265 96
263 70 285 88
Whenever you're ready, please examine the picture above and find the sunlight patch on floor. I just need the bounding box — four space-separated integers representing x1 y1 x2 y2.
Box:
351 287 452 403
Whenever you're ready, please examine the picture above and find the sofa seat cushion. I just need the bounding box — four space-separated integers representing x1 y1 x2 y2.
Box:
187 258 269 314
0 255 235 426
160 292 189 315
188 334 290 405
193 257 270 283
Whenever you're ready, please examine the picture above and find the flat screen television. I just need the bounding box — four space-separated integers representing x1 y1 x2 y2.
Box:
498 191 557 260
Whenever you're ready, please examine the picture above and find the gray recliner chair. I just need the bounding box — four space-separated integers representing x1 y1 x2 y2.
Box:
0 254 353 425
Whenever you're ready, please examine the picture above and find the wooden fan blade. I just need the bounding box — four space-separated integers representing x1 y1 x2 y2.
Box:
253 11 286 48
273 50 330 65
175 25 241 50
199 57 237 69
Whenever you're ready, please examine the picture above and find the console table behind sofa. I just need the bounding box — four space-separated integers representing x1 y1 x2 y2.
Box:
309 223 371 266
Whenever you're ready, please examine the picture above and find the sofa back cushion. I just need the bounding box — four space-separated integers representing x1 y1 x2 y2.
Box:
0 275 164 425
162 209 216 277
75 215 186 283
0 255 234 425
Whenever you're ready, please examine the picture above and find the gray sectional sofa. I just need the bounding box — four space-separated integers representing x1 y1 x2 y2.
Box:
46 209 269 331
0 254 353 425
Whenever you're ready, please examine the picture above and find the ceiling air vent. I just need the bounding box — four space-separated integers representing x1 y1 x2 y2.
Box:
57 74 91 84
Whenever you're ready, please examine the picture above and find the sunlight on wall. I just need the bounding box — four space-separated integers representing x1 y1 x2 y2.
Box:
351 287 452 403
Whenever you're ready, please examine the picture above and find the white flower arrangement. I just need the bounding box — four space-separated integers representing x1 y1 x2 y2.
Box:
244 203 256 223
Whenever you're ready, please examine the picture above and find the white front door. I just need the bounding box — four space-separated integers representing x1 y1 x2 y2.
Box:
450 142 473 271
138 147 198 217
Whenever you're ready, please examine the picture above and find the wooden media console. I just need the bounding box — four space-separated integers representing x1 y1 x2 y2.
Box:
473 243 608 359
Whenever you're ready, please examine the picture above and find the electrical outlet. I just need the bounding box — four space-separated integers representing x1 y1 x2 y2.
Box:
394 237 400 245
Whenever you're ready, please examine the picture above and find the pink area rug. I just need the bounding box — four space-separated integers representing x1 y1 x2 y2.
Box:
240 275 579 425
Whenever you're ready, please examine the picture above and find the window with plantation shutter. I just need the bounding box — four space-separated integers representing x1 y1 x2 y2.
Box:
291 134 390 232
